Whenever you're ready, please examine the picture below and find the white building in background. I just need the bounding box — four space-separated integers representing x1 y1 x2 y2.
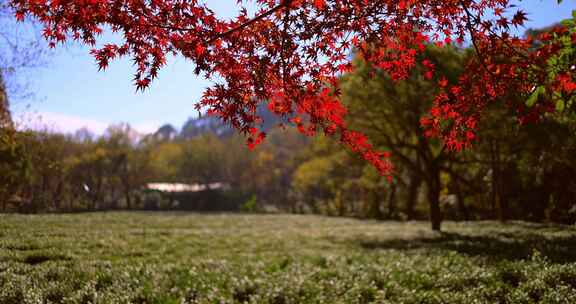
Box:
146 182 230 193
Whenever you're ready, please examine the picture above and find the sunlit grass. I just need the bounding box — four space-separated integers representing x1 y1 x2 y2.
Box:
0 212 575 303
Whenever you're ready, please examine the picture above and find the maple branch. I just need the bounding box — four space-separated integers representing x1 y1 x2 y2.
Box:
485 27 531 61
207 2 289 44
459 0 530 66
458 0 490 69
150 2 290 43
280 1 291 93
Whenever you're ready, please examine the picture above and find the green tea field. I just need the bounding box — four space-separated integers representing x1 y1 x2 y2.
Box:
0 212 575 303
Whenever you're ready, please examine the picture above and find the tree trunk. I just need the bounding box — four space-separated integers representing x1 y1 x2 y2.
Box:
336 190 346 217
387 185 396 219
453 177 469 220
53 179 64 211
496 169 509 222
363 188 381 219
405 173 421 220
124 186 132 209
123 179 132 210
426 167 442 231
489 140 508 222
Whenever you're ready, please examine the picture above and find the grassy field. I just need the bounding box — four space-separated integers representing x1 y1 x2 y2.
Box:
0 212 575 303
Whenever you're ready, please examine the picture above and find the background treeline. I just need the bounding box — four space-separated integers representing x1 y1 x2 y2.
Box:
292 46 576 225
1 46 575 225
0 119 309 213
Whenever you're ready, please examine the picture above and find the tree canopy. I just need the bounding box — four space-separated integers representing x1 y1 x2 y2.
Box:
9 0 576 175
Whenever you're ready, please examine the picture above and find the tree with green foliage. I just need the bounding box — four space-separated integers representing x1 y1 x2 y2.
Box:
340 46 467 231
178 134 227 188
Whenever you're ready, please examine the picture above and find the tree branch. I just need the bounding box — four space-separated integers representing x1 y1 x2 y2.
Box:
207 2 289 44
458 0 493 76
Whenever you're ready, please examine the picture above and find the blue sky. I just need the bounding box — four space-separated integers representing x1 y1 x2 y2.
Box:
10 0 576 135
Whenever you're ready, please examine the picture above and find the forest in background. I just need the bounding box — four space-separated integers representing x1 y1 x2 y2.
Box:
1 45 575 229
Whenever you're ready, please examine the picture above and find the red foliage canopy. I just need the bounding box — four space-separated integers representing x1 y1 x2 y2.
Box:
11 0 576 177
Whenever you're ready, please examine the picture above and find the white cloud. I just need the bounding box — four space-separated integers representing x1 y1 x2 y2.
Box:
132 121 163 134
13 111 160 136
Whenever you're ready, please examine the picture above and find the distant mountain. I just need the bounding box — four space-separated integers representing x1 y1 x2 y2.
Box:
153 124 178 141
177 104 285 140
179 114 233 139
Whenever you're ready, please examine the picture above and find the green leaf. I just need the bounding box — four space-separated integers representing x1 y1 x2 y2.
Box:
526 86 545 107
556 99 565 112
561 19 574 27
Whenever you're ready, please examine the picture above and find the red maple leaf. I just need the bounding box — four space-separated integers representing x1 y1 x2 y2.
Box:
9 0 572 177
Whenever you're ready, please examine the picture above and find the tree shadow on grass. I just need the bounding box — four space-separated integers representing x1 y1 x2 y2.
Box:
354 228 576 263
